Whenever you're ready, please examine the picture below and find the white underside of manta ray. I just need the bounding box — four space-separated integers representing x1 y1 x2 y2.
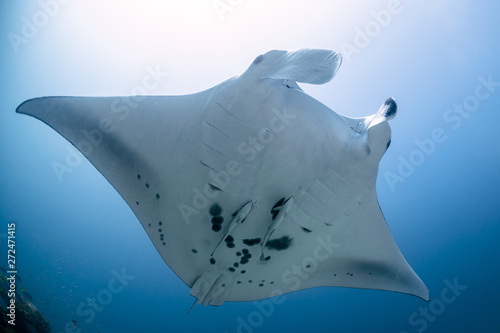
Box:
17 48 429 310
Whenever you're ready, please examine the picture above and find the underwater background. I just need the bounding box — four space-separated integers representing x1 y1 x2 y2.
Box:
1 0 499 332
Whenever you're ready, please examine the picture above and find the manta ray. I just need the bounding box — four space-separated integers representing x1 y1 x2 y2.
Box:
17 48 429 310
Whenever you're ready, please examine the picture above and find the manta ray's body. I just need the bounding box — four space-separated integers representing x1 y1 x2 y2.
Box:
17 49 428 308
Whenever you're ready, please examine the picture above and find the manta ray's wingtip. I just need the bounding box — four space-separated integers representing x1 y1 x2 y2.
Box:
381 278 429 302
420 285 430 302
388 286 429 302
15 97 49 116
409 275 429 302
412 289 430 302
15 98 35 115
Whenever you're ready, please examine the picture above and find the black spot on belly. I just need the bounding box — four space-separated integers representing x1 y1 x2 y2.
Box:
158 221 163 226
191 249 198 254
211 215 224 233
233 262 239 268
240 249 251 264
301 227 312 233
148 223 151 227
210 258 216 265
248 280 253 283
237 281 242 284
270 281 274 284
242 238 261 246
162 242 166 246
265 236 292 251
225 235 235 248
228 267 235 272
145 183 149 188
259 283 264 287
158 229 162 232
156 193 160 199
212 216 223 224
241 270 246 274
136 201 139 205
236 251 242 257
264 256 271 261
209 203 222 216
137 174 141 180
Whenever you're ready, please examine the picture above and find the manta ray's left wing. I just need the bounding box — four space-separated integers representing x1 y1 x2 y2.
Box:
16 93 220 286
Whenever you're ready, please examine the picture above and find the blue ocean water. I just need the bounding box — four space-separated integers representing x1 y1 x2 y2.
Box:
1 1 499 332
